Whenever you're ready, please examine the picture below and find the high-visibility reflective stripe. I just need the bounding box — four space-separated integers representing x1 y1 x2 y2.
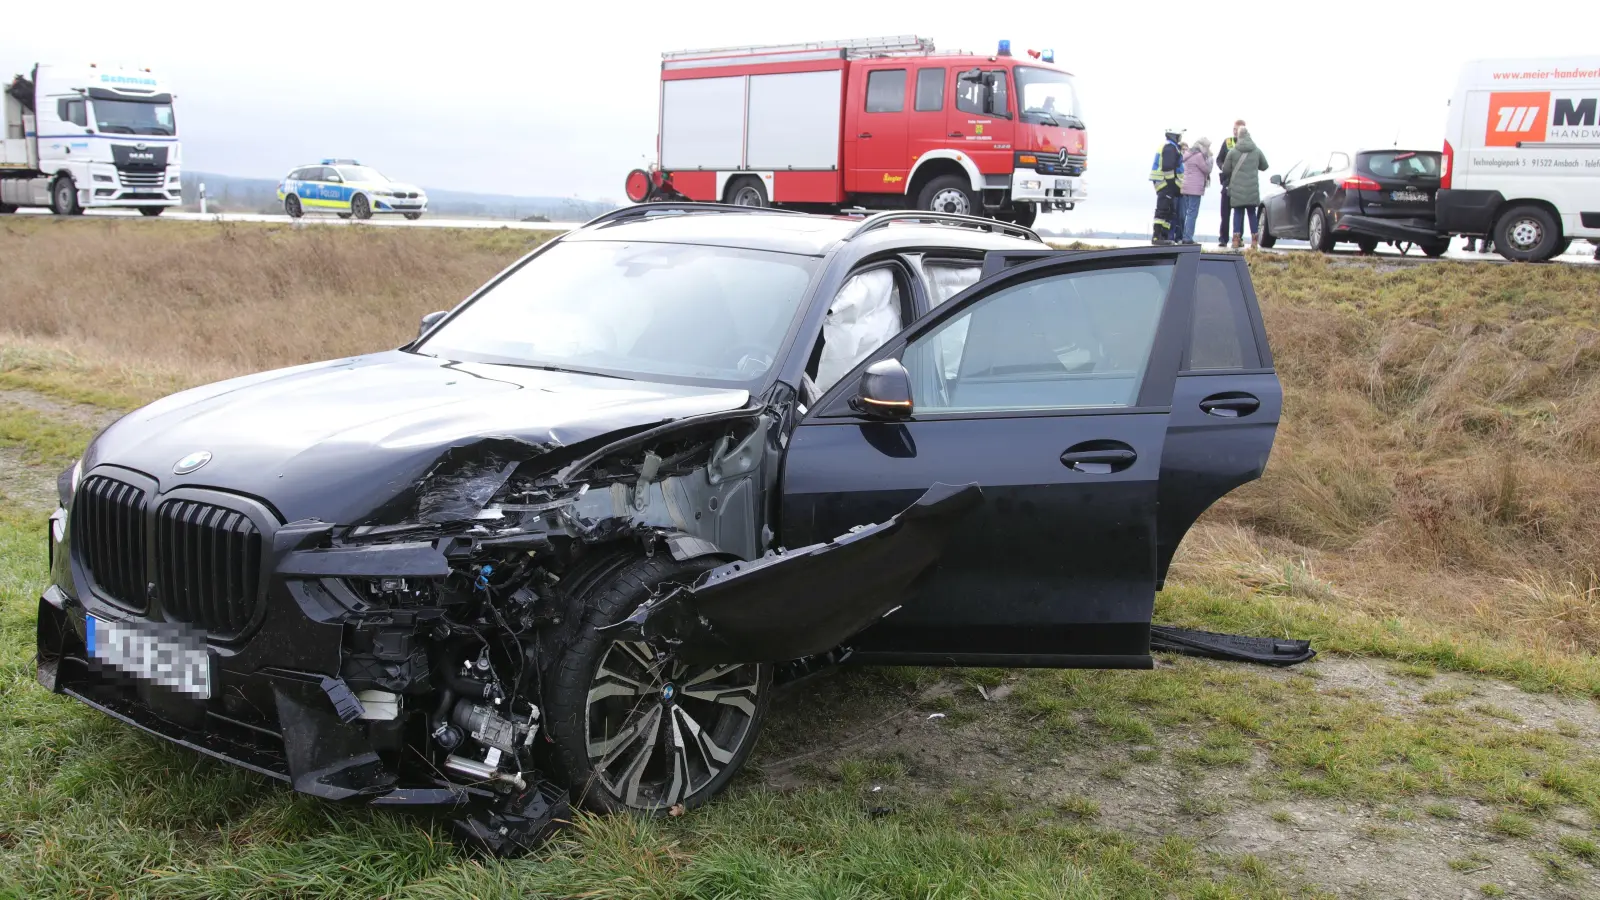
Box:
1153 218 1171 227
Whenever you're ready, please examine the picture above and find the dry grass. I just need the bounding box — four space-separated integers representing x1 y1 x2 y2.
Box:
0 216 556 385
5 219 1600 656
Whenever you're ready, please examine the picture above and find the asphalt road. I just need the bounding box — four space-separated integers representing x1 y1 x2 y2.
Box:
13 207 1596 264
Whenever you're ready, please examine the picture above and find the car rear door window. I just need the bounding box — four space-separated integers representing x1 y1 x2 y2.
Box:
1185 264 1261 371
865 69 907 113
905 262 1174 412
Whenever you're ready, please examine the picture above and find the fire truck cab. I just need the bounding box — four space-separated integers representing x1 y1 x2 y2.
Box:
625 36 1087 227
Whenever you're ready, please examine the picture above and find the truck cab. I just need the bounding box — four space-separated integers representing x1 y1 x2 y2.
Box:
625 37 1088 227
1 63 182 216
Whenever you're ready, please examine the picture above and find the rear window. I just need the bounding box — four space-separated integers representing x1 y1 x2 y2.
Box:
1359 151 1440 179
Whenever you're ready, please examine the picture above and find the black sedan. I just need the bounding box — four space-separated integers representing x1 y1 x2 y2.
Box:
1260 149 1450 257
37 204 1281 852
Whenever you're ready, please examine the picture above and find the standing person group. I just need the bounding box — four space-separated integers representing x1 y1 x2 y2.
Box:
1151 119 1266 249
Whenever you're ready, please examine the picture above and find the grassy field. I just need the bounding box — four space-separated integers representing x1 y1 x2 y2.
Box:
2 216 1599 898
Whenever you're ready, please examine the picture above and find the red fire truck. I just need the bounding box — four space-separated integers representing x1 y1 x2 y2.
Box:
623 35 1087 227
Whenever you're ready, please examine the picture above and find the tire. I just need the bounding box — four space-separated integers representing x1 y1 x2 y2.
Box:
1494 204 1561 262
351 194 372 220
1004 203 1038 228
918 174 977 216
725 176 768 207
1307 206 1334 252
138 207 164 217
1555 238 1572 256
0 204 16 214
1356 237 1378 254
1258 207 1276 248
544 553 771 815
403 212 422 221
337 212 352 220
1421 240 1449 259
284 194 303 218
51 176 82 216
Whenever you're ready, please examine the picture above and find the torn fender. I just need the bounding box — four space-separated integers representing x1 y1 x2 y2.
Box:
608 482 982 664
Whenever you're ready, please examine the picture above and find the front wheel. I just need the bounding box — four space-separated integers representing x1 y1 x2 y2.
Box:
1421 240 1450 259
1003 203 1038 228
351 194 372 220
918 174 977 216
1495 204 1561 261
138 206 164 217
544 555 771 815
1307 206 1334 252
284 194 303 218
403 212 422 221
51 176 82 215
337 212 352 220
1258 207 1277 248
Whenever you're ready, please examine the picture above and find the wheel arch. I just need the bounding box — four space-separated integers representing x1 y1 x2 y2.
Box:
1494 197 1564 236
907 152 982 199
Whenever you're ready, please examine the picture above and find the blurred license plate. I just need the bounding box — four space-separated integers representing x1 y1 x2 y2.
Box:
1391 191 1428 202
86 614 212 698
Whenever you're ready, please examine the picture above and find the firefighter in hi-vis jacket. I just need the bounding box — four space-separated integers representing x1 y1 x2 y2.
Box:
1149 127 1185 244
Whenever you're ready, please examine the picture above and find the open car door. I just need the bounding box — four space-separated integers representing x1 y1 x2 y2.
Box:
617 245 1200 667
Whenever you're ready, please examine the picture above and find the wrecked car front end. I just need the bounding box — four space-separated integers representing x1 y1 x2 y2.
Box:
37 372 811 850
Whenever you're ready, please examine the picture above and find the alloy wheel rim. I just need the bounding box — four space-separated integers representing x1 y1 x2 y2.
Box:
585 640 760 811
931 189 970 214
1309 214 1322 247
1510 218 1541 250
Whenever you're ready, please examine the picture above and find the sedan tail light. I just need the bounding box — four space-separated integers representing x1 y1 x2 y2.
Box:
1441 139 1454 189
1342 175 1383 191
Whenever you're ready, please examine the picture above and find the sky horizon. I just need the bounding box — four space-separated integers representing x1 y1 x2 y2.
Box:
6 0 1595 232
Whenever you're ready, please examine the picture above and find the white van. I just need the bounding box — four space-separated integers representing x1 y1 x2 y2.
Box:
1438 57 1600 261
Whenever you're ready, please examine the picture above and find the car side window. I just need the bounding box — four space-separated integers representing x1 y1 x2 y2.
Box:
865 69 907 114
1186 264 1261 371
57 98 87 127
914 68 945 112
812 267 905 396
904 262 1173 413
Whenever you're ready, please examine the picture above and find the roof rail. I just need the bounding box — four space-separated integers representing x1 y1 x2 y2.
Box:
843 211 1043 243
580 202 810 230
664 35 935 62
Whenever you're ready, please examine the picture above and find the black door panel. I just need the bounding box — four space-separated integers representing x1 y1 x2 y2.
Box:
1155 372 1282 587
782 411 1169 661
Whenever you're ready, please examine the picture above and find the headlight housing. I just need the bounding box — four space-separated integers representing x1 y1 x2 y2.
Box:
57 459 83 508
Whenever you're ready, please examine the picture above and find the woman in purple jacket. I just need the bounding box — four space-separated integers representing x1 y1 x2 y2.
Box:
1178 137 1213 244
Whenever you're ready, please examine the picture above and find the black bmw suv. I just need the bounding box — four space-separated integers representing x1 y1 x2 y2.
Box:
37 205 1281 851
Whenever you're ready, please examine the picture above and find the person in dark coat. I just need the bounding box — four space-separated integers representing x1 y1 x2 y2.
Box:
1215 120 1243 247
1225 127 1268 249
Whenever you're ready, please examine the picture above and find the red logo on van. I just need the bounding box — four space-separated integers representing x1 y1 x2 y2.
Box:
1485 91 1548 146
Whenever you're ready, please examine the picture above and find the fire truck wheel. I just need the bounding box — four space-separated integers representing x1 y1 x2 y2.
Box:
919 175 976 216
1005 204 1038 228
726 177 768 207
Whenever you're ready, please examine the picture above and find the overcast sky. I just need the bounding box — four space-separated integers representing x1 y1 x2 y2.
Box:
6 0 1593 232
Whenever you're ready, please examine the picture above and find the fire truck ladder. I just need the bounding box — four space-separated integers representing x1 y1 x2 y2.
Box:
663 35 936 62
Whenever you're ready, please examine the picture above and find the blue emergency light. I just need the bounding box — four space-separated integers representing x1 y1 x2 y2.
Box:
320 158 360 165
997 40 1011 57
1042 49 1054 63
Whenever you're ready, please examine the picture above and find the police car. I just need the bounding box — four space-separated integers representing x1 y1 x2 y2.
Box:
276 159 428 220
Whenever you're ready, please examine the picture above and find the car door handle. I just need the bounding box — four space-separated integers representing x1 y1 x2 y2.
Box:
948 131 963 137
858 132 873 139
1199 393 1261 418
1060 441 1138 474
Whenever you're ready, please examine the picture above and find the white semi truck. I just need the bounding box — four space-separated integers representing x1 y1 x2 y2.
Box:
2 63 181 216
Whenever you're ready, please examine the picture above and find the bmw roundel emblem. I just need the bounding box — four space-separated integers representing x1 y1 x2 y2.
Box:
174 450 212 475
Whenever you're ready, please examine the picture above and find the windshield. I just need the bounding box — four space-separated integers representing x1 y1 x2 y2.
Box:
337 166 387 183
416 241 820 386
91 98 175 135
1013 66 1082 126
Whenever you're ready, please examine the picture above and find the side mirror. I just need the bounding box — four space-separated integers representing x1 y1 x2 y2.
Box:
959 67 983 82
853 359 913 418
327 175 342 183
1269 174 1283 186
418 310 447 337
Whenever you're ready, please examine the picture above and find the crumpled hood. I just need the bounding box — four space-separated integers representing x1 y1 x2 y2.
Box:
82 350 750 525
